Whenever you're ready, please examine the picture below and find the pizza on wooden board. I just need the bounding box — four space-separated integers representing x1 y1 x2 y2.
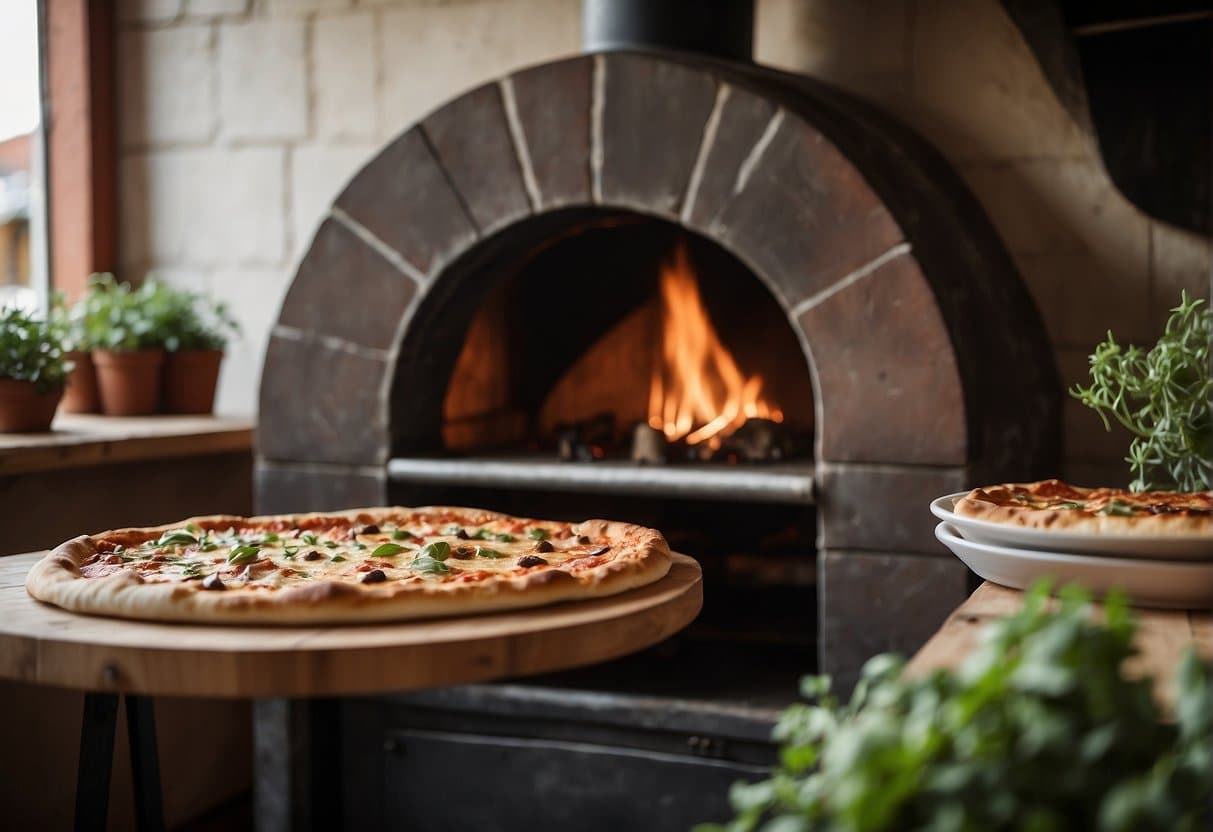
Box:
25 507 672 625
954 479 1213 537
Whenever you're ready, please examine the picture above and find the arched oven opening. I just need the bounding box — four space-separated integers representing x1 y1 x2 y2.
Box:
387 208 820 704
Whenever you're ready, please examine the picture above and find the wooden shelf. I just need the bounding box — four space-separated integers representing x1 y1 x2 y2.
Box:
388 455 816 505
0 414 254 476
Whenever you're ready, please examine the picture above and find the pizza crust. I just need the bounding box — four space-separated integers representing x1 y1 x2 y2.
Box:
25 507 673 625
955 481 1213 537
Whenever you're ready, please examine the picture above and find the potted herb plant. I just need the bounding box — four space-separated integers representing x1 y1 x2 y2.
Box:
83 274 172 416
1071 291 1211 491
158 285 239 415
53 291 100 414
0 305 73 432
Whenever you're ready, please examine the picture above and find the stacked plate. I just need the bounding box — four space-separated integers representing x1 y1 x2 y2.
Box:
930 493 1213 609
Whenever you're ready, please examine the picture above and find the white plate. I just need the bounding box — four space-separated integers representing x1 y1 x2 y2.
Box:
930 493 1213 561
936 522 1213 609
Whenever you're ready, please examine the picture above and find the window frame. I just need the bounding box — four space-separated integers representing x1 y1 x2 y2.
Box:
42 0 117 301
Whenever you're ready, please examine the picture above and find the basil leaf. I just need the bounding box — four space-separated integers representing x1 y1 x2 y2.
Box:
528 528 550 541
158 529 199 546
1058 501 1086 510
301 532 319 545
323 540 339 549
494 533 516 543
227 545 260 565
201 542 219 552
372 543 406 558
330 555 347 563
471 528 491 539
391 529 413 541
1100 500 1136 517
410 555 450 575
475 546 505 559
186 523 200 533
419 541 451 561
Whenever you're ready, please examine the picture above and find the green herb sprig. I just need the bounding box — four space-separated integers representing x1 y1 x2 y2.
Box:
1070 292 1212 492
0 306 73 393
700 581 1212 832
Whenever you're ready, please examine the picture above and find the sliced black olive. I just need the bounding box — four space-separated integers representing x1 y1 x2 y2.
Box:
201 574 226 591
517 555 548 568
359 524 380 535
577 535 591 545
534 539 554 553
303 550 324 561
587 546 610 556
361 569 387 584
453 528 471 540
451 545 475 559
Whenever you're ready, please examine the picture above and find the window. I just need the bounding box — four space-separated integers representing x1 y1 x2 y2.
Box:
0 0 47 312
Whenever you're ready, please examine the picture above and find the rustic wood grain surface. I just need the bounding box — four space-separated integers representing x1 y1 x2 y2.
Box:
0 414 254 476
0 552 702 699
907 582 1212 711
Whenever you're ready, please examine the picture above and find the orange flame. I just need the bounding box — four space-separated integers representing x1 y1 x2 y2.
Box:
647 242 783 448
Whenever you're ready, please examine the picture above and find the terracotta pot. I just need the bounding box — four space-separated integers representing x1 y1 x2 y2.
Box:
93 349 165 416
0 379 64 432
60 350 101 414
162 349 224 415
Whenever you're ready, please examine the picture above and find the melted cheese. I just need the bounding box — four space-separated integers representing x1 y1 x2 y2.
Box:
97 519 612 590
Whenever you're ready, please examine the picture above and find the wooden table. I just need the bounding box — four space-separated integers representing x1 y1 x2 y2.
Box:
0 551 703 830
909 582 1212 710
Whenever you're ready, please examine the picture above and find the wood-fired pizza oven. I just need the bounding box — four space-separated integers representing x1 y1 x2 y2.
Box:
253 4 1061 827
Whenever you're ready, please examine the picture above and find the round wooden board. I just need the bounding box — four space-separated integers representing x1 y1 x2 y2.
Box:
0 551 702 698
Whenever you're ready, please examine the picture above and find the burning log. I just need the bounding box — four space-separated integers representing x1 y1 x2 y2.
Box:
717 418 789 462
556 412 615 462
630 423 667 464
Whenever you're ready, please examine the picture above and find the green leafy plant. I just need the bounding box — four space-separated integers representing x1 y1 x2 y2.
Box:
1070 292 1212 491
702 582 1212 832
0 306 74 393
81 274 239 353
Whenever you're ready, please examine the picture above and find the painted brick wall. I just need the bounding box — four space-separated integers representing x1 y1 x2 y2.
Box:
115 0 1210 484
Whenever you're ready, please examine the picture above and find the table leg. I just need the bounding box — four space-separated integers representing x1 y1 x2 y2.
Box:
75 692 119 832
253 698 342 832
126 695 166 832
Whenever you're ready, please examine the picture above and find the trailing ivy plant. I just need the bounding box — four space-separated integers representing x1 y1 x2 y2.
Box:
700 582 1212 832
0 306 73 393
1070 291 1212 491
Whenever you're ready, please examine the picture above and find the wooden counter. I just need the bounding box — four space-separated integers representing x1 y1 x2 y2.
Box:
908 582 1212 711
0 413 253 475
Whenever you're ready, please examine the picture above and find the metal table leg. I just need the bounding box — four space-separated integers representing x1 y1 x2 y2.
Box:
126 696 166 832
74 693 165 832
75 693 119 832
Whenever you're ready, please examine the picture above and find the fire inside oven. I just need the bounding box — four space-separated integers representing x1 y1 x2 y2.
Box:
388 211 819 706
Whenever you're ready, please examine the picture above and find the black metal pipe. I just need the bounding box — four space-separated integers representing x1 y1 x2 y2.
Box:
583 0 755 62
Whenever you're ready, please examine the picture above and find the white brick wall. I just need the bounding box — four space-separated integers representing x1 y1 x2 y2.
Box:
186 0 249 17
115 0 1211 486
218 20 309 141
313 14 377 140
120 27 216 146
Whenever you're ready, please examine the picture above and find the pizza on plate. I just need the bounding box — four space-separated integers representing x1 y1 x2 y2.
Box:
25 507 671 624
954 479 1213 536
